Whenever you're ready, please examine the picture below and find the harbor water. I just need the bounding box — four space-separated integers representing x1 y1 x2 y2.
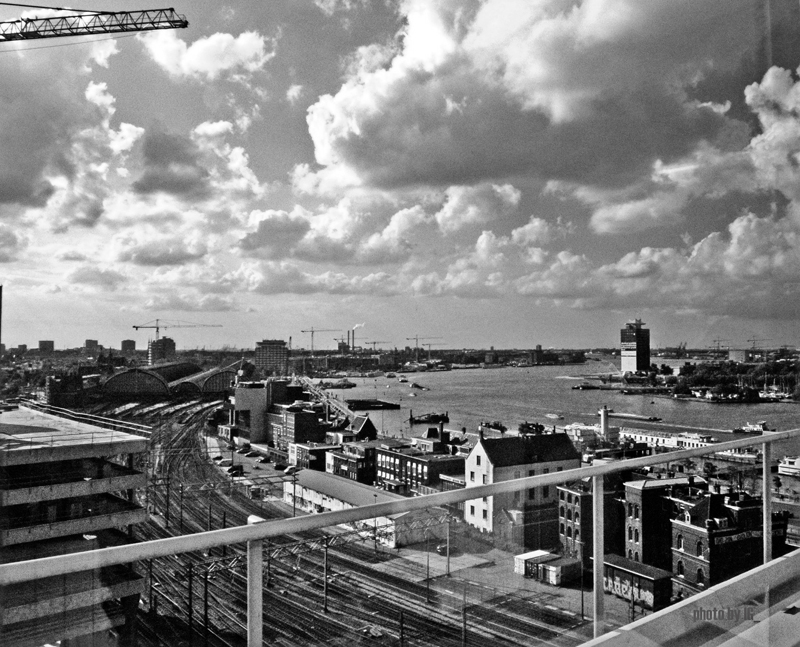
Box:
334 364 800 457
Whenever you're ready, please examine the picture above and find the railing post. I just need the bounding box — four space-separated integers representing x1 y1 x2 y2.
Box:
763 441 772 564
592 474 605 638
247 515 265 647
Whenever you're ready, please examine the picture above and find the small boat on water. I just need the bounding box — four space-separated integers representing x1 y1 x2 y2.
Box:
545 413 564 420
398 376 409 383
410 382 429 391
479 420 507 433
409 411 449 425
386 373 397 378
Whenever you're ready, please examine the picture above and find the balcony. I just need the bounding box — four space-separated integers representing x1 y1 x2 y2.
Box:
0 427 798 646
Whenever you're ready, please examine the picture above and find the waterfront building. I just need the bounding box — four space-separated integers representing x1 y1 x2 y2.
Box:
254 339 289 376
619 428 718 450
147 336 176 365
289 441 341 470
376 429 466 495
464 432 580 550
620 319 650 373
268 401 326 452
0 408 148 646
558 474 627 570
669 489 790 600
283 470 447 547
326 438 390 483
623 477 704 570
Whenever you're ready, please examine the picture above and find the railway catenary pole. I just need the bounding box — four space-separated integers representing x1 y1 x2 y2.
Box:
323 536 329 613
203 568 209 647
187 562 194 643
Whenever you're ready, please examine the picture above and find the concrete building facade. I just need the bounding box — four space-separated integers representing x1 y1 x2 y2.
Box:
254 339 289 376
0 408 148 647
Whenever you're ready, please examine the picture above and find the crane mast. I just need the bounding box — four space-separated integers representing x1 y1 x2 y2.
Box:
0 7 188 42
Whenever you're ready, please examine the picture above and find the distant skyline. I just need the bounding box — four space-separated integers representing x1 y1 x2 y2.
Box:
2 2 800 351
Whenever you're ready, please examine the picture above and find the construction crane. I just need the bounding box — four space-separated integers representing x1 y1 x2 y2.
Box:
422 342 444 361
301 328 338 357
406 335 443 362
747 338 771 349
132 319 221 341
0 6 188 42
365 341 390 352
711 338 730 354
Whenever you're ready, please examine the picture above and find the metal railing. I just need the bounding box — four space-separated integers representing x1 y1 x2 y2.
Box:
1 427 799 645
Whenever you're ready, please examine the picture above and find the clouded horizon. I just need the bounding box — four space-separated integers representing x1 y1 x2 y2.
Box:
2 0 800 352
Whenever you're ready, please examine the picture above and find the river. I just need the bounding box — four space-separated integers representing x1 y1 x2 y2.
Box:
330 363 800 457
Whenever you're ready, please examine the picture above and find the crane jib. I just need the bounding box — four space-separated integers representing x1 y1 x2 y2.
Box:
0 8 188 41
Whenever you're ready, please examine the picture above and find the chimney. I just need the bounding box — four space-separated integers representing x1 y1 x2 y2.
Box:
600 405 609 438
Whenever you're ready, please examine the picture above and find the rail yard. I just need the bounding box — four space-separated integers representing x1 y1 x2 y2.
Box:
82 397 592 647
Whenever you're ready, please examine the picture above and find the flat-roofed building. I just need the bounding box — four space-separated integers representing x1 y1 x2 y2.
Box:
255 339 289 376
0 407 148 647
620 319 650 373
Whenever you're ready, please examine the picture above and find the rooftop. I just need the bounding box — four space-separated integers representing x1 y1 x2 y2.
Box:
0 407 148 466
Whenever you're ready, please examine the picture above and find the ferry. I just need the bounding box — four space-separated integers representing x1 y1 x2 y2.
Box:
729 421 774 434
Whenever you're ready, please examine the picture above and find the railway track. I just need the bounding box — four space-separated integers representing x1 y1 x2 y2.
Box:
87 398 589 646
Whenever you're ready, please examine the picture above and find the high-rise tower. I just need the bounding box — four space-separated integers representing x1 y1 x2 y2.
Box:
620 319 650 373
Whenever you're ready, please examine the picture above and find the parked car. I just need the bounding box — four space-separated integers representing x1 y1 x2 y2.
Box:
284 466 301 476
256 456 271 463
245 451 260 458
273 463 287 471
227 465 245 476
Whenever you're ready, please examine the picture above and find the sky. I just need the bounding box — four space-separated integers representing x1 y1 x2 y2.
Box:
1 0 800 353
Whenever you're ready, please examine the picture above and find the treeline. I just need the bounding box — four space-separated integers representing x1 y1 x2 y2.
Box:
669 360 800 400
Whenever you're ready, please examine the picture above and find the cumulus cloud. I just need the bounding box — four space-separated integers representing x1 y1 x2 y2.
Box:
435 183 520 233
132 130 210 198
239 208 312 259
67 265 127 290
143 293 237 312
140 30 275 81
115 235 208 266
299 0 749 196
0 225 26 262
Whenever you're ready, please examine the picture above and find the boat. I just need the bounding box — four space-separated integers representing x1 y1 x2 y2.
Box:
398 376 409 383
730 421 774 434
597 410 661 422
409 411 449 425
545 413 564 420
778 456 800 477
318 378 357 389
385 373 396 378
410 382 429 390
479 420 507 433
572 383 601 390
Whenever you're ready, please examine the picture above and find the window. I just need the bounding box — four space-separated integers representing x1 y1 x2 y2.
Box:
628 503 633 517
696 568 704 587
482 509 488 520
677 560 684 577
628 527 633 540
557 466 563 471
634 504 639 519
476 455 481 466
560 491 565 501
634 529 639 543
560 506 565 518
542 486 549 498
574 529 579 542
560 523 565 535
566 509 572 521
628 549 633 559
470 471 475 482
634 551 639 562
470 505 475 516
696 541 703 557
677 534 684 550
566 527 572 538
574 512 579 524
482 475 487 484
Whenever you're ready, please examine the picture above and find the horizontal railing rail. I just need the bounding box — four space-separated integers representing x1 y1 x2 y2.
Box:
2 427 798 587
